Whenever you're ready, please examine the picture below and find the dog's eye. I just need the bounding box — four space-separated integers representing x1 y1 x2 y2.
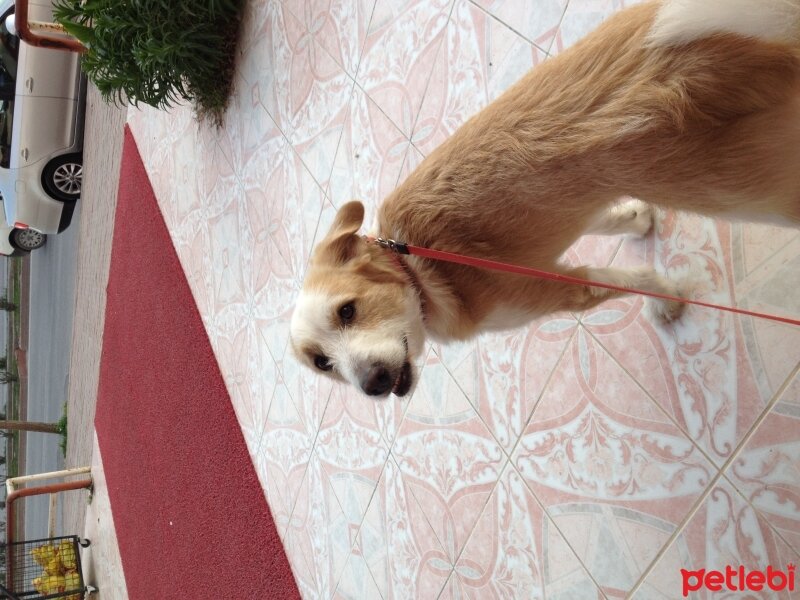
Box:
338 302 355 324
314 355 332 371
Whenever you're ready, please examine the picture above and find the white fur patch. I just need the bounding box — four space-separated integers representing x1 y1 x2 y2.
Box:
648 0 800 46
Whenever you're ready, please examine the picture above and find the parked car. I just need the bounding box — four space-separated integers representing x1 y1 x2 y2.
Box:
0 195 45 255
0 0 86 235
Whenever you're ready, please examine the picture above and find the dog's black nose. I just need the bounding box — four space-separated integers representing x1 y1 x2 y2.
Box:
361 364 393 396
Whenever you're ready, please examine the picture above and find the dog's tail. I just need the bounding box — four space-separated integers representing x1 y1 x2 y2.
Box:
648 0 800 47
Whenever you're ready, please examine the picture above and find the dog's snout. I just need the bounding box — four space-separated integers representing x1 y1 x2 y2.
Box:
361 364 393 396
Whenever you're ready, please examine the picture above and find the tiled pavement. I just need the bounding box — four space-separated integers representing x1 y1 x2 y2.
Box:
123 0 800 597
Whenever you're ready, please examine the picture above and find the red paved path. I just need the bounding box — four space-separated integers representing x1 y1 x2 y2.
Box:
94 127 299 598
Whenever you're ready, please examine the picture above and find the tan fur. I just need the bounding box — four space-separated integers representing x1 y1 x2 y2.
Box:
291 1 800 395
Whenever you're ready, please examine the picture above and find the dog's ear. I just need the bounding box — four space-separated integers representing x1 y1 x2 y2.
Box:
319 201 365 264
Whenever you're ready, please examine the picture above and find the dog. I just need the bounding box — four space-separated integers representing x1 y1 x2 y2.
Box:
290 0 800 398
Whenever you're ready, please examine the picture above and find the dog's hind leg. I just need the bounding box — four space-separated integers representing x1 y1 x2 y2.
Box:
584 199 653 237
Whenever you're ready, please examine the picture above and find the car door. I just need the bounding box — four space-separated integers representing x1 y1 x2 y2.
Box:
5 1 78 168
18 0 80 101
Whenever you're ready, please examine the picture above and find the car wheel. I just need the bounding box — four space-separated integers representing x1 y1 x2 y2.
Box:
10 228 46 251
42 153 83 202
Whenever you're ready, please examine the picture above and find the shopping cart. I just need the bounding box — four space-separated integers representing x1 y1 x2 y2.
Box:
1 535 96 599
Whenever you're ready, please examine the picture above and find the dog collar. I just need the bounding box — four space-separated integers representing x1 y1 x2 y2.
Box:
364 235 428 320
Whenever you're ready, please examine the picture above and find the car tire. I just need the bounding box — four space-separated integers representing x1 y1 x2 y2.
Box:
9 228 46 251
42 153 83 202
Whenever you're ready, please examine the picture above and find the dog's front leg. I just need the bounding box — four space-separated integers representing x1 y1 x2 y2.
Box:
577 266 684 321
516 265 684 322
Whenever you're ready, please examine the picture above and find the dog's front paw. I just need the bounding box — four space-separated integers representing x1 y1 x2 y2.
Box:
619 199 654 237
647 280 686 322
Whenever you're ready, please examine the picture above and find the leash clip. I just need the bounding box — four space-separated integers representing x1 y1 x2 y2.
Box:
375 237 410 255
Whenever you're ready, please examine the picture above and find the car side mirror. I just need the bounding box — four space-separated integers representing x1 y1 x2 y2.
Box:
4 14 16 37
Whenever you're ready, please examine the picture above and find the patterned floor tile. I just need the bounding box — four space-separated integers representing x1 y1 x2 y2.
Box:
552 0 646 55
244 137 327 361
730 223 800 402
356 0 454 136
315 383 391 542
393 349 507 563
333 541 384 599
239 1 305 138
470 0 566 54
725 371 800 558
446 463 603 599
633 478 800 600
287 448 353 599
412 0 547 157
435 314 577 454
250 1 355 189
255 375 312 541
358 455 453 598
216 321 279 458
292 0 377 79
327 85 411 220
513 326 717 595
583 213 800 471
225 73 287 187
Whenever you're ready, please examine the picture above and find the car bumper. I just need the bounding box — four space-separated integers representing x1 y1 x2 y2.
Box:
13 180 71 234
0 248 27 257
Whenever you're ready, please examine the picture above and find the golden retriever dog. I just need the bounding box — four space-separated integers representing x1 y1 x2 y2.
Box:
290 0 800 397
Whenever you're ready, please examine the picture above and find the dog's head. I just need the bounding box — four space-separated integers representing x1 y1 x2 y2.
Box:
290 201 426 397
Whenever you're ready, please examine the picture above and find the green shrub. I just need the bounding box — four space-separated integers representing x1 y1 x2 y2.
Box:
54 0 244 124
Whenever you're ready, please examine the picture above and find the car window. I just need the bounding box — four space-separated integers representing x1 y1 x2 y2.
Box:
0 8 17 76
0 8 15 168
0 98 11 168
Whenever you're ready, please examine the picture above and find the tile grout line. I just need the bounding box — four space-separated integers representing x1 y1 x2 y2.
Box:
309 2 375 203
718 469 800 560
316 73 358 202
548 0 571 56
245 7 357 215
336 350 442 598
579 215 800 480
252 84 348 279
436 454 512 597
732 222 800 296
329 434 389 600
428 344 508 451
491 325 613 599
293 0 380 286
517 464 612 600
465 0 552 57
626 360 800 598
413 0 553 162
504 325 580 463
393 448 464 599
583 324 725 471
332 0 457 184
429 319 577 475
275 391 331 532
400 0 460 177
380 364 463 586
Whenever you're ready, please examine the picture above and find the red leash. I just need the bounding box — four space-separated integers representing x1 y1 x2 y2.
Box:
369 237 800 327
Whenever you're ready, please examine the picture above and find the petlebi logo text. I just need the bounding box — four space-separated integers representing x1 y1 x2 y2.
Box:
681 564 795 597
